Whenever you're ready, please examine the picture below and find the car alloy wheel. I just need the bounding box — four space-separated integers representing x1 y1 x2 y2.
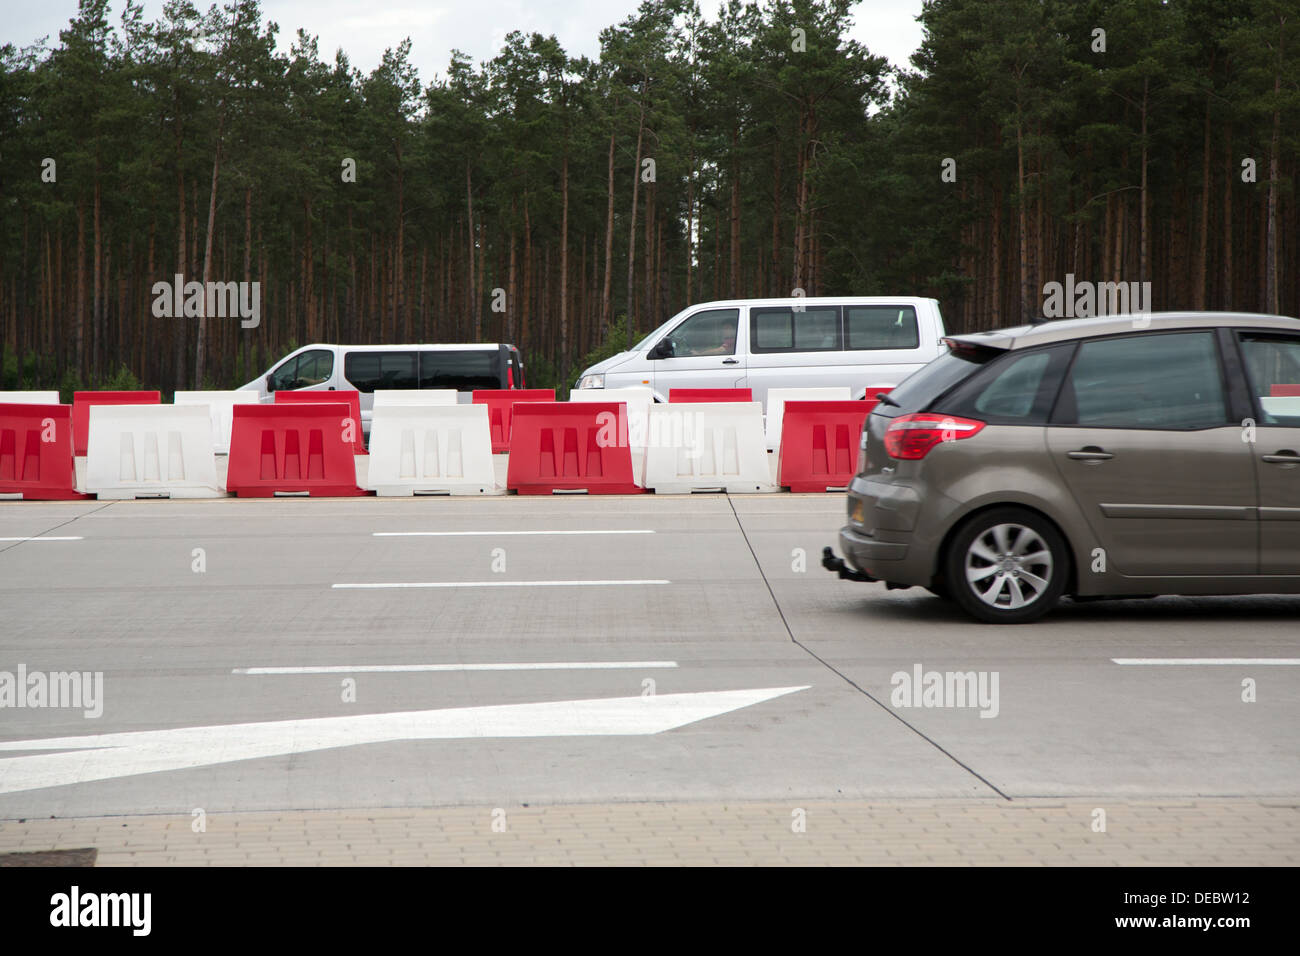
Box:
945 507 1069 624
965 523 1053 610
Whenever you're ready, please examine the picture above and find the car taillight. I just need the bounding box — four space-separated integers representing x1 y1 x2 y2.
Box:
884 413 985 460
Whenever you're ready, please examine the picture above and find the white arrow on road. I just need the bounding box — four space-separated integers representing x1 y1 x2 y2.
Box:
0 686 808 795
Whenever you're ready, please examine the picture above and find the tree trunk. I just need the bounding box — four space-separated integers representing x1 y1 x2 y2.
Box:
601 128 615 342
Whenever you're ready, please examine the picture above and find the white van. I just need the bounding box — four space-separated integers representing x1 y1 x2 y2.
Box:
573 297 947 407
238 343 526 435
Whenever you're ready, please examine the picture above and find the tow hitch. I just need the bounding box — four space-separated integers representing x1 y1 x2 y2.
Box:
821 546 877 582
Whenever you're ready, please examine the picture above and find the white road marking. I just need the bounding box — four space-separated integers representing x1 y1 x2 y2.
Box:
333 579 669 589
0 686 809 795
0 536 83 542
1112 658 1300 665
234 661 679 674
373 530 655 537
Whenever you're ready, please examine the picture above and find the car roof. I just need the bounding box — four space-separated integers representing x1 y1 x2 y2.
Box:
946 312 1300 350
684 296 936 309
294 343 513 352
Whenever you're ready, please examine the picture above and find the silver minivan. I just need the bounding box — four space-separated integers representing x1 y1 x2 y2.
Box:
574 297 947 407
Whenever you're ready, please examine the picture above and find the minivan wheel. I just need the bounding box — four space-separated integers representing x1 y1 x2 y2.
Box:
945 508 1068 624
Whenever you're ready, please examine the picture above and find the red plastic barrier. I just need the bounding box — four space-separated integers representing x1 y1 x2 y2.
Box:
472 389 556 453
72 390 161 456
668 388 752 403
226 403 365 497
859 386 892 417
506 402 642 495
1270 385 1300 396
778 400 872 493
0 404 87 500
274 390 366 454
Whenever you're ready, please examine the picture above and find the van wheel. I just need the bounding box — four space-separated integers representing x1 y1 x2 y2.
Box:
944 508 1067 624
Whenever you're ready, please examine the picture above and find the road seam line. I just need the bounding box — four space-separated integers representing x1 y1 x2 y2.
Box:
725 494 1012 802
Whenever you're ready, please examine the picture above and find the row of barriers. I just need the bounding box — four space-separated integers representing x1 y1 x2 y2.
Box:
0 387 890 499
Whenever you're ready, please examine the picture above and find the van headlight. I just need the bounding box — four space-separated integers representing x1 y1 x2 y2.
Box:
577 374 605 389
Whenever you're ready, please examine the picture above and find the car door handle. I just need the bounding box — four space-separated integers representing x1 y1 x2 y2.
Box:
1262 450 1300 464
721 358 739 365
1067 447 1113 461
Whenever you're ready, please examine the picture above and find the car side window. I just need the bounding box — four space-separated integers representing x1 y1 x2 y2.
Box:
345 351 418 393
845 306 920 350
1052 332 1228 430
1237 333 1300 426
750 306 840 352
933 344 1071 424
271 350 333 390
665 308 740 357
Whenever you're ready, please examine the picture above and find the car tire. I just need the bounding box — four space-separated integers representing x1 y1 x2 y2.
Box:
944 507 1068 624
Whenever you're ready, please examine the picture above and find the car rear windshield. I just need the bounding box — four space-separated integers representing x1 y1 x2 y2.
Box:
876 345 997 417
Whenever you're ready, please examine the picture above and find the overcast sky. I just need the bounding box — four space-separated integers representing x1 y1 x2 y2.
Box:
5 0 927 82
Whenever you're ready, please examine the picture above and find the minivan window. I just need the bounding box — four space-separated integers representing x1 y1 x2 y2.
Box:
750 306 840 352
418 350 501 390
845 306 919 350
345 351 418 393
1238 333 1300 426
1054 332 1228 429
878 346 994 417
270 348 334 390
933 344 1072 424
665 308 739 357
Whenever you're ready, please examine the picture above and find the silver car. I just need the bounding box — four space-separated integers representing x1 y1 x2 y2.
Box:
824 312 1300 623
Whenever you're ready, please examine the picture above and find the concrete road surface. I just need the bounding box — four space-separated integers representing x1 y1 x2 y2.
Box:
0 495 1296 862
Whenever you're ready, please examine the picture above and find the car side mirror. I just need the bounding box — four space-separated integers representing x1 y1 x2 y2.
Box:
265 374 275 392
650 339 674 360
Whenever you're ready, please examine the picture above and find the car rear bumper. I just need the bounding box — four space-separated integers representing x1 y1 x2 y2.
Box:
838 525 909 571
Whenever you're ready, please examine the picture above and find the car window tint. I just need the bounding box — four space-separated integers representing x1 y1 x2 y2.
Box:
932 344 1070 424
845 306 919 350
668 308 739 357
294 350 334 387
344 351 418 393
881 348 992 417
1061 332 1227 429
750 307 839 352
1238 334 1300 426
418 350 501 389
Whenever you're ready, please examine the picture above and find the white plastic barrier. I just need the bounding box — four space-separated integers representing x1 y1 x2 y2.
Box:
372 389 458 406
173 390 260 454
643 402 775 494
764 387 851 450
85 404 221 498
569 386 655 486
365 403 499 496
1261 396 1300 417
0 391 60 404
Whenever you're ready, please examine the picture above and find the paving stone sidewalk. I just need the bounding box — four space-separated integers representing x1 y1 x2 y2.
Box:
1 800 1296 866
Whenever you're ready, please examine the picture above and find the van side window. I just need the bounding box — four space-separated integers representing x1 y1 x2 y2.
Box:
750 306 840 352
271 349 334 390
344 351 418 392
665 308 740 357
845 306 920 350
419 350 501 389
